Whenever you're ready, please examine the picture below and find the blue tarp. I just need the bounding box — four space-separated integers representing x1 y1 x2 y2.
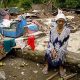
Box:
27 23 38 31
0 18 27 38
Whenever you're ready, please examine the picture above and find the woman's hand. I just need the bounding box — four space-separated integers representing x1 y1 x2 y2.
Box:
51 49 58 59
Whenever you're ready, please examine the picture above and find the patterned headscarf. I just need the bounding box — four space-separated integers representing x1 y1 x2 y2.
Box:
55 9 67 21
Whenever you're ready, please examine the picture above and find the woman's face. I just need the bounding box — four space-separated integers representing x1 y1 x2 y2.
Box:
57 18 65 27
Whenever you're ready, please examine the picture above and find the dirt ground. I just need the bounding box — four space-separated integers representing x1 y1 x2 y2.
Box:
0 54 79 80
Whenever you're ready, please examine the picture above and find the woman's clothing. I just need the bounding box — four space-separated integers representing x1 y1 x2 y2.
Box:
45 26 70 67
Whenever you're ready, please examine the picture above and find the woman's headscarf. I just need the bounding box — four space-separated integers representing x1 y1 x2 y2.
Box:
55 9 67 21
51 9 67 27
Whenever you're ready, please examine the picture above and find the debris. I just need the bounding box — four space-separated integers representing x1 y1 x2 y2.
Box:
0 71 6 80
15 37 26 49
33 70 38 74
78 64 80 67
46 72 58 80
0 62 6 66
64 73 77 80
21 72 25 75
37 63 40 67
32 10 41 13
66 16 74 20
20 62 28 67
25 63 28 66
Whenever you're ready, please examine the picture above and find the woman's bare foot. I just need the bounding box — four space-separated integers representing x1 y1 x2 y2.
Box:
42 64 48 74
59 66 66 78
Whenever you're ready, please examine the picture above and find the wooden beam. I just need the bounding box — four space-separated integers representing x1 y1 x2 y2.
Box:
64 73 77 80
46 72 58 80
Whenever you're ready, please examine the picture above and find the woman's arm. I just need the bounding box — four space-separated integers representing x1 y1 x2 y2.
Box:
59 28 70 53
59 41 68 52
47 30 54 50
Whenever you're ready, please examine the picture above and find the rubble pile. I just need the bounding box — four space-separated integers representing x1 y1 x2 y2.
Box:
0 9 80 68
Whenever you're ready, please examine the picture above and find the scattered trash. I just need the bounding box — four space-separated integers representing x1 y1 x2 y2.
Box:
46 72 58 80
37 63 40 67
66 15 74 20
25 63 28 66
64 73 77 80
0 8 80 80
0 62 6 66
21 72 25 75
78 64 80 68
0 71 6 80
33 70 38 74
20 62 28 67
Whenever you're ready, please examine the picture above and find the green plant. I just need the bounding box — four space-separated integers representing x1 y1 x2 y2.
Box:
65 0 78 9
32 0 42 4
19 0 32 10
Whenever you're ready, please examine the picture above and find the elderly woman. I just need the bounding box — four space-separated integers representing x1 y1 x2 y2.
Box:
42 10 70 77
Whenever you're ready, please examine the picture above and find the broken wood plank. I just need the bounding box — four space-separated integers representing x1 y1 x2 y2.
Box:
46 72 58 80
12 45 21 49
0 53 6 60
64 73 77 80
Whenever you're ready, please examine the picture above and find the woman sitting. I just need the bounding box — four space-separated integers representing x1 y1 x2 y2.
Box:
42 10 70 78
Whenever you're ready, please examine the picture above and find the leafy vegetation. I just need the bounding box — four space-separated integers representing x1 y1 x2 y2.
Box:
19 0 32 10
0 0 80 10
53 0 80 9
